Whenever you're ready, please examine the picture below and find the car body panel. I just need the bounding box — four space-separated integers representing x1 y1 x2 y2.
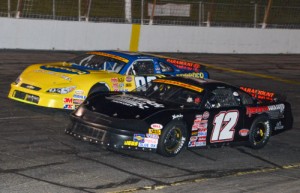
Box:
66 77 293 155
8 51 209 109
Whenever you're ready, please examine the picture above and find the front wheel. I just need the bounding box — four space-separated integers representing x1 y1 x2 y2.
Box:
248 116 271 149
157 121 187 157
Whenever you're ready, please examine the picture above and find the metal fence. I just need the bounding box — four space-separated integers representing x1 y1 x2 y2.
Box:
0 0 299 29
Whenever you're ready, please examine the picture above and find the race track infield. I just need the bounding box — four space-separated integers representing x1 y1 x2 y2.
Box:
0 50 299 193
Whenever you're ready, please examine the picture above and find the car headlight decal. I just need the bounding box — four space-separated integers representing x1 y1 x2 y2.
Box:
47 86 76 94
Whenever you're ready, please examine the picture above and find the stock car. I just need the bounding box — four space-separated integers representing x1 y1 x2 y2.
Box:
66 76 293 157
8 50 209 110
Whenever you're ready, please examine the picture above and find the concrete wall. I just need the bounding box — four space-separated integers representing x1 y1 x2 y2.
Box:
1 17 300 53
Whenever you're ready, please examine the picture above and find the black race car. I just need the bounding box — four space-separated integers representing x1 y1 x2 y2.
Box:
66 77 293 157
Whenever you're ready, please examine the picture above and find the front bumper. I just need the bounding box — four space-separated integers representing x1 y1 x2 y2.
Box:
66 114 157 152
8 83 76 109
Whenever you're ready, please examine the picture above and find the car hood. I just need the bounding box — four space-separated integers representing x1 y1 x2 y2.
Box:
83 93 180 120
20 62 113 86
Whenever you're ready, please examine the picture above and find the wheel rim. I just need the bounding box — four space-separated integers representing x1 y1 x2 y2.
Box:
254 123 266 143
164 126 182 152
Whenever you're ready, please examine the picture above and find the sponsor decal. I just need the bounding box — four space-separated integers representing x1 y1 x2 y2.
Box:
40 65 89 75
106 95 164 109
63 104 74 110
63 97 73 104
138 142 157 148
144 137 158 144
146 133 159 139
172 114 183 120
196 115 202 119
125 83 132 87
191 131 198 136
275 121 284 130
111 78 118 83
190 136 197 141
166 58 201 72
73 94 86 100
88 51 129 63
133 134 145 142
203 111 210 119
124 141 138 146
151 123 163 130
246 104 285 117
74 90 84 95
148 129 161 135
34 69 72 81
239 129 249 137
188 141 196 147
126 76 132 82
153 79 203 92
197 136 206 142
176 72 204 79
240 86 275 101
118 77 124 82
195 141 206 147
73 99 84 105
198 131 207 137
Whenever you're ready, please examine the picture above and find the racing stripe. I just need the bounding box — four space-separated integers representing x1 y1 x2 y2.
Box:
129 24 141 52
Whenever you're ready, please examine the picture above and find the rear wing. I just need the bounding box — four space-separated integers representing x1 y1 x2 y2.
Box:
240 86 286 102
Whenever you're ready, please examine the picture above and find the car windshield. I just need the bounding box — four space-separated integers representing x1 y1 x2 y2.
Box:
135 81 204 107
67 54 126 73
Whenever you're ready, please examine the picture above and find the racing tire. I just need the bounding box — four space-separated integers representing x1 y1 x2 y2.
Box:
88 84 109 96
248 116 271 149
157 121 187 157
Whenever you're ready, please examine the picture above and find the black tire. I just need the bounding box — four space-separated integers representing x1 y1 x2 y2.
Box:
157 121 187 157
88 84 109 96
248 116 271 149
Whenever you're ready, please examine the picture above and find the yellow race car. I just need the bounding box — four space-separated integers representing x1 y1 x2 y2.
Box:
8 51 209 110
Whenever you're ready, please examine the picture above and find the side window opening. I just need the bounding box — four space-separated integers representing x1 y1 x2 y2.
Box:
205 88 240 109
133 61 155 75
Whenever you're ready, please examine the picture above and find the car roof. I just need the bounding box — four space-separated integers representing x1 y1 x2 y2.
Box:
158 76 234 90
93 50 157 61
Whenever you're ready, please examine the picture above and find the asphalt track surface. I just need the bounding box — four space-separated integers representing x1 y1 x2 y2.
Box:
0 50 299 193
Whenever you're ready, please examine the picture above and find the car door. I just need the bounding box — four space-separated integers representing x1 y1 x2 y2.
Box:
203 87 246 146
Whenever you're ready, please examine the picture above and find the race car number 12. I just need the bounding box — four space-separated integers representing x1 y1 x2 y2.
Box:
210 110 239 143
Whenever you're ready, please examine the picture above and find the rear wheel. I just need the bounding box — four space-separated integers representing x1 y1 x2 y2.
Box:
248 116 271 149
157 121 187 157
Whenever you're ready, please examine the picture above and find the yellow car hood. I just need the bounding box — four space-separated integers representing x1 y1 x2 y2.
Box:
20 62 115 87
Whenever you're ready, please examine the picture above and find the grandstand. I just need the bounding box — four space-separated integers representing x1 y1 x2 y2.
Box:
0 0 299 28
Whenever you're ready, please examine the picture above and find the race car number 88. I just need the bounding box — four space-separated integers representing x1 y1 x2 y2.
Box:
210 110 239 143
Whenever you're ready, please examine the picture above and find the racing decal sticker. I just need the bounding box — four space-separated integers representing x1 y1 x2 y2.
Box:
133 134 145 143
73 94 86 100
151 123 163 130
73 99 84 105
246 104 285 117
40 65 89 75
63 98 73 104
126 76 132 82
189 114 208 147
172 114 183 120
203 111 210 119
153 79 203 92
239 129 250 137
148 128 161 135
88 51 129 63
124 141 138 146
106 95 164 109
138 137 158 149
146 133 159 139
74 90 84 95
166 58 202 72
63 104 75 110
176 72 204 79
210 110 239 143
34 69 72 81
274 121 284 130
240 86 275 101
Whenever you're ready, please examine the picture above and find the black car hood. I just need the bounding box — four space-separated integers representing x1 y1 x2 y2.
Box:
84 93 179 120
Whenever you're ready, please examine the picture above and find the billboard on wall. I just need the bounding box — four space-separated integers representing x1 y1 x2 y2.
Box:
148 3 191 17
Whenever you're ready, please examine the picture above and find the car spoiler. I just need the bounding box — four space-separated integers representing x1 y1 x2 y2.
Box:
240 86 286 102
